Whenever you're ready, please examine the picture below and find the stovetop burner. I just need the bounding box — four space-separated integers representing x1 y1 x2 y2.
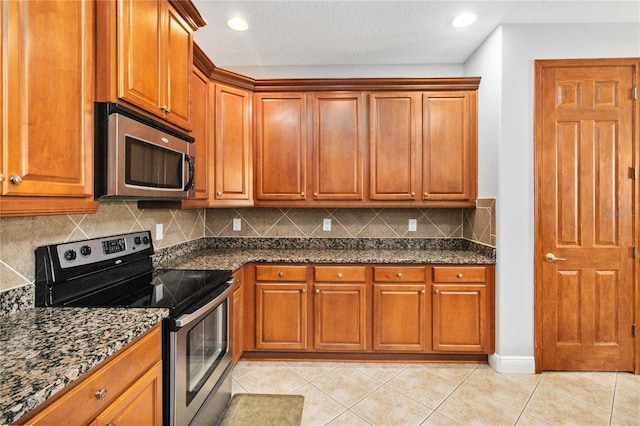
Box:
34 231 232 318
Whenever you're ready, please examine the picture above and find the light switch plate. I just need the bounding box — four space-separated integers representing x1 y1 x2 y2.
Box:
232 218 242 231
323 218 331 232
156 223 164 240
408 219 417 232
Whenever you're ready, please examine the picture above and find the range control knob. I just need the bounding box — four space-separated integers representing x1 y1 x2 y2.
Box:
134 236 142 245
80 245 92 257
64 249 77 262
142 236 150 244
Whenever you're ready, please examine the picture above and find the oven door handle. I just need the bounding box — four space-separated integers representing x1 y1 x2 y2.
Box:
174 282 232 328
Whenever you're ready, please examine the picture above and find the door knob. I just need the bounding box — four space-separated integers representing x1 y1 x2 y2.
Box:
545 253 566 262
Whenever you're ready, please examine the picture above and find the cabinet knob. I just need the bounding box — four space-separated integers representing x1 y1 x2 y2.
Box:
301 288 306 294
9 175 22 185
420 289 425 294
160 105 170 113
315 289 320 294
95 388 108 400
424 192 428 197
457 273 463 278
314 192 318 197
396 272 403 278
410 192 415 197
301 192 305 196
434 290 440 295
217 191 223 196
0 174 5 183
278 272 284 278
337 273 343 278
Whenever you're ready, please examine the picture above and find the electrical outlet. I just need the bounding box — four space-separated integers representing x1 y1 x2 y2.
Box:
323 218 331 232
232 218 242 231
156 223 164 240
408 219 417 232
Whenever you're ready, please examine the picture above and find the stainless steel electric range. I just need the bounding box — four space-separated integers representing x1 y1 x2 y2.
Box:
35 231 233 425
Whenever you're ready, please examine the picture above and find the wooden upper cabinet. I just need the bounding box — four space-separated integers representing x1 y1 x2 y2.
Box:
254 93 307 201
186 67 211 201
214 84 253 204
422 91 477 201
369 93 421 201
98 0 199 131
311 93 365 201
1 0 98 216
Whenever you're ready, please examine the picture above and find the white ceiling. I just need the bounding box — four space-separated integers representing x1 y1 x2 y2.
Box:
192 0 640 71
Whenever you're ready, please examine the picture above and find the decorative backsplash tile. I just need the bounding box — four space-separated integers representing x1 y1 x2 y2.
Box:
0 199 495 298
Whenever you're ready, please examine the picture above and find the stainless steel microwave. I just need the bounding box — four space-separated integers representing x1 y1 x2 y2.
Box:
94 102 195 200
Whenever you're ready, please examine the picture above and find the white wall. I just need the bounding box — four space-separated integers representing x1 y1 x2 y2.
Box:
469 22 640 372
225 63 464 79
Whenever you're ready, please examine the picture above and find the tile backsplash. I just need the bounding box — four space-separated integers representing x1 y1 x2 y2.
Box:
0 199 495 293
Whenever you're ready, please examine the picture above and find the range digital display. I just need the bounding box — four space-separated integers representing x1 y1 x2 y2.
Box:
102 238 126 255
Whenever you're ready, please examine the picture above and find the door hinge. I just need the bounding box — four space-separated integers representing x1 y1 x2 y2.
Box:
633 87 638 100
633 246 637 259
633 324 637 338
632 167 637 180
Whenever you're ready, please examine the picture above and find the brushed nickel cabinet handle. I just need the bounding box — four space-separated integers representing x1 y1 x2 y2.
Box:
420 289 425 294
315 289 320 294
301 288 306 294
337 273 343 278
396 272 403 278
457 273 463 278
95 388 107 400
278 272 284 278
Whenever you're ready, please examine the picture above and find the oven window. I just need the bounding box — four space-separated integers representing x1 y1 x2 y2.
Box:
125 136 183 188
186 299 228 405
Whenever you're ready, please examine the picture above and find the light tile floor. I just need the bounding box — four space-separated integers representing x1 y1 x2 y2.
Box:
231 361 640 426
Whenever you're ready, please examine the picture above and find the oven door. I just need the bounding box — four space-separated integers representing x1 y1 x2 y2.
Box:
169 287 232 426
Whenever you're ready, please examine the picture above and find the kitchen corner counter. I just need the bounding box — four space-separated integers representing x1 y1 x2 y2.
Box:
0 307 168 425
158 246 496 272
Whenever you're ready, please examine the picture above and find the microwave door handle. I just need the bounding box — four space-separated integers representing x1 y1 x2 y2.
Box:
184 155 194 190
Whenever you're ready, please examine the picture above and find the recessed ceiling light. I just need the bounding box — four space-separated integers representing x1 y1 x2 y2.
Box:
227 17 248 32
452 13 477 28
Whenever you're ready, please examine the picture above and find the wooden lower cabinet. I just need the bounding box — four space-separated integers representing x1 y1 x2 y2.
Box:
431 266 494 353
245 263 494 357
231 269 244 363
372 266 427 351
18 325 162 425
313 266 367 351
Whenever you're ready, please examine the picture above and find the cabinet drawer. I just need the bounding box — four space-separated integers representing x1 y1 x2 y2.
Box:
24 325 162 425
314 266 366 282
256 265 307 281
433 266 486 283
373 266 425 282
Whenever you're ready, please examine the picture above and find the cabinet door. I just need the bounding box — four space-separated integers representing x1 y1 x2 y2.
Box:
188 67 211 200
422 91 477 201
254 93 307 201
92 362 162 426
118 0 163 116
2 0 97 215
164 3 192 129
313 283 367 351
369 93 420 201
373 284 426 351
214 84 252 203
432 284 487 352
231 270 244 363
255 283 308 350
311 93 365 201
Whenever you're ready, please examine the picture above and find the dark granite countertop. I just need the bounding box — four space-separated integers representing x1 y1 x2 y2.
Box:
158 245 496 271
0 307 168 425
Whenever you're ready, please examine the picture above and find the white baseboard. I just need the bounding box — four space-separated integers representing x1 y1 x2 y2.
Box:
489 354 536 374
